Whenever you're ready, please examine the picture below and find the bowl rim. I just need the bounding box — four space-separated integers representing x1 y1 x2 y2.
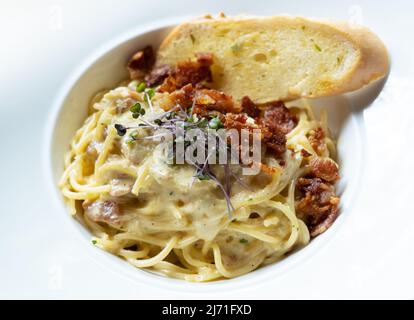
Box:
42 15 366 293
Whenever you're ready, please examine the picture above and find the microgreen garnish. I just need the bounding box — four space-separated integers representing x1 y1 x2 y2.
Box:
208 117 224 129
130 102 146 118
92 240 97 245
136 82 146 93
144 88 155 111
114 124 127 136
239 239 248 244
145 88 155 100
130 102 141 113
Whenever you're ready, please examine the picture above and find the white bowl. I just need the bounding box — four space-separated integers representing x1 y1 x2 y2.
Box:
44 17 384 292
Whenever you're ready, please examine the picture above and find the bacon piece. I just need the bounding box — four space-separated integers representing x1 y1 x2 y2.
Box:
224 113 249 131
195 88 241 114
309 157 339 182
261 130 287 156
262 101 297 134
295 177 339 237
224 114 259 165
224 113 260 160
168 84 195 109
159 52 214 93
223 115 282 175
127 46 155 80
308 127 327 156
241 96 260 118
83 200 122 226
166 84 240 116
159 75 178 93
309 206 339 237
224 105 291 158
145 64 171 87
255 102 298 157
224 102 297 157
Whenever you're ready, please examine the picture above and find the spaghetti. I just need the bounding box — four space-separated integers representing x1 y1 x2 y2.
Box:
59 78 339 281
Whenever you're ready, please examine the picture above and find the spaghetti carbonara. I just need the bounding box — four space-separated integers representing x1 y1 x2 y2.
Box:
59 49 340 282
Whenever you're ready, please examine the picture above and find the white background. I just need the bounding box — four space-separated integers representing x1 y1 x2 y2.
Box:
1 0 413 299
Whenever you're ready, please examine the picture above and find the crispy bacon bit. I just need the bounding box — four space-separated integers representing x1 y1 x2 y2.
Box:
168 84 195 108
127 46 155 80
296 177 339 237
308 127 327 156
196 88 241 114
83 200 122 225
262 101 298 134
261 129 287 156
159 52 214 93
222 114 274 174
145 64 171 87
309 157 339 182
255 102 298 157
309 207 339 237
223 113 264 149
166 84 241 116
223 101 297 158
224 113 249 131
241 96 260 118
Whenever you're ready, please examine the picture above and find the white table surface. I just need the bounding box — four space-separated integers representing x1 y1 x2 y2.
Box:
1 0 413 299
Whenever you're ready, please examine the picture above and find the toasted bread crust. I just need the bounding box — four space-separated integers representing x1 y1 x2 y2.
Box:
156 15 389 103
